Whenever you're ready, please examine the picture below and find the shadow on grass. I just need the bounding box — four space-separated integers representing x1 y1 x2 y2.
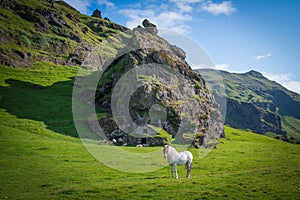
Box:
0 79 79 137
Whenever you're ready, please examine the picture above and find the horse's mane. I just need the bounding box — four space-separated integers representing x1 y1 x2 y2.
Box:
165 145 179 163
168 145 178 154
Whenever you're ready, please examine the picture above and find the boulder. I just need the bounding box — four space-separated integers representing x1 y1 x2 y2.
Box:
142 19 158 35
92 9 102 18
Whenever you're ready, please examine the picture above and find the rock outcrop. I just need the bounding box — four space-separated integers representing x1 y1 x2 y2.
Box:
93 25 224 146
92 9 102 18
142 19 158 35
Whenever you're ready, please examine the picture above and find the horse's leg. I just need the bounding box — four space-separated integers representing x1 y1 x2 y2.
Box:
170 165 174 178
174 164 178 179
185 161 189 178
186 162 192 178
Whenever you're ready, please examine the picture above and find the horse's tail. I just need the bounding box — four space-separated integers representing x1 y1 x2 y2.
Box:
189 157 193 168
186 153 193 178
188 151 193 163
186 152 193 169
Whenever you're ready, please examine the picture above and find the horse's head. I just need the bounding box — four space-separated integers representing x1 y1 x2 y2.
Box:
163 144 169 159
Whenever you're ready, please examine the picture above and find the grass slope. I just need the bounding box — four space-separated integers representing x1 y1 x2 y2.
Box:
0 0 123 69
0 62 81 137
0 110 299 199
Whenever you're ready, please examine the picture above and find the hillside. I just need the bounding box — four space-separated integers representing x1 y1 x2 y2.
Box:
197 69 300 143
0 0 127 68
1 110 299 199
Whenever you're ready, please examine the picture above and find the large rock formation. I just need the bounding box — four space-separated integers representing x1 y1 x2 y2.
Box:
93 24 224 146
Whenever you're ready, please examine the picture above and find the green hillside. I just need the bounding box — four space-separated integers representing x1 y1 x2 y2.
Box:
0 0 126 68
198 69 300 143
1 109 299 199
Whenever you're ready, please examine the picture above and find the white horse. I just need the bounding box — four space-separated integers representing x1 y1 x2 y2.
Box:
163 144 193 179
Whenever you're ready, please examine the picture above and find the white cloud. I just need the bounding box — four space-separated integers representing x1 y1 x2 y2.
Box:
192 64 206 69
191 63 228 70
119 0 238 34
157 11 192 27
118 9 192 34
64 0 115 14
64 0 91 14
214 63 229 70
201 1 236 16
98 0 115 8
105 1 237 34
118 9 155 28
262 72 300 94
255 53 272 60
170 0 203 13
282 81 300 94
65 0 238 32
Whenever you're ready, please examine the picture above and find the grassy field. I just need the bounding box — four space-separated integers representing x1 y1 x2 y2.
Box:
0 109 299 199
0 64 299 199
0 63 81 137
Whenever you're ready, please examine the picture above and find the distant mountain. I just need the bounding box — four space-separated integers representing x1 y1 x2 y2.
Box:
197 69 300 143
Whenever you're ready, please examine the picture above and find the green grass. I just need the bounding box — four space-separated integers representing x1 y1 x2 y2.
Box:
0 111 299 199
0 62 95 138
148 125 173 143
0 62 79 87
0 61 102 139
282 116 300 143
0 47 299 199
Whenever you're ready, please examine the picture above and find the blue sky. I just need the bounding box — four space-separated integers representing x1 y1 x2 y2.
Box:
65 0 300 94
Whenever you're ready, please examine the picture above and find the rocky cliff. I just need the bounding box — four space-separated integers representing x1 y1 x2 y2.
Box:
93 24 224 146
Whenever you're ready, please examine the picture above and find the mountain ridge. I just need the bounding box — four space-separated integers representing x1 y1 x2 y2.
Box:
197 68 300 143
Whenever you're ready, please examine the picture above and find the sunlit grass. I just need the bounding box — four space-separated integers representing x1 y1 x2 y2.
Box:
0 110 299 199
